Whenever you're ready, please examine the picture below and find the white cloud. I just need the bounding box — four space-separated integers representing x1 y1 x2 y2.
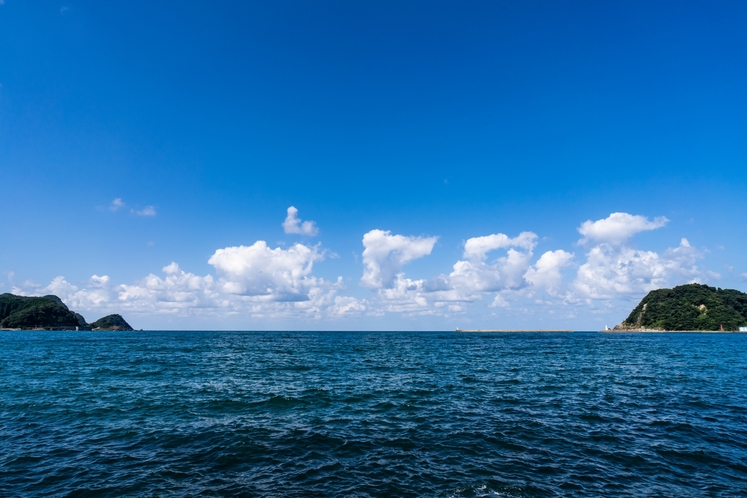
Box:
448 248 533 295
578 212 668 245
442 232 539 297
12 274 118 312
208 241 325 301
10 212 723 326
109 198 125 211
374 276 432 314
162 262 180 275
524 249 575 296
573 238 701 300
133 206 157 217
14 255 367 323
363 231 546 316
575 212 704 304
490 294 510 308
282 206 318 236
117 264 219 313
463 232 537 260
357 221 708 319
360 230 438 289
330 296 368 315
9 232 373 322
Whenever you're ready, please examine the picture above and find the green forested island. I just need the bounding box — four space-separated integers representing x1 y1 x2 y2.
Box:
0 293 133 331
89 314 134 331
615 284 747 331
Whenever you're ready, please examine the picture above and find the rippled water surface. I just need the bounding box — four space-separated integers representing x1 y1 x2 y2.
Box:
1 331 747 496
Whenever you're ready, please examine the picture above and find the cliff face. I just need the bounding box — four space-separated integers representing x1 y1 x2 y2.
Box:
621 284 747 331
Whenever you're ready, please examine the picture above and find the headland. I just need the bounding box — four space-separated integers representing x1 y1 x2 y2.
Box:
607 283 747 332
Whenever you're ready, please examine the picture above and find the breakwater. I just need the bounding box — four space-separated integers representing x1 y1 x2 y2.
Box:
455 329 574 333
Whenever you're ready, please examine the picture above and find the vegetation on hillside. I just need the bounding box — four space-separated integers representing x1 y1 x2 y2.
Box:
0 293 133 331
623 284 747 331
0 293 85 329
90 314 133 331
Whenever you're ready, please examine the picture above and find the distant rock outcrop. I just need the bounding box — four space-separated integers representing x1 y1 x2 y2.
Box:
617 284 747 331
89 314 134 331
0 293 134 331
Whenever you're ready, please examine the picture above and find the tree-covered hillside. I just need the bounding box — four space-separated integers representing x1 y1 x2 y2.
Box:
622 284 747 331
90 314 133 331
0 293 134 330
0 293 86 330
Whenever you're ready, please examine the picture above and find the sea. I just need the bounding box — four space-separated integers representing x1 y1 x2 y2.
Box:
1 331 746 497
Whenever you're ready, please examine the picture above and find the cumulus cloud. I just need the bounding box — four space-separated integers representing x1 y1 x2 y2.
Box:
329 296 368 315
117 263 219 312
363 231 547 315
372 276 433 314
109 198 125 211
117 260 363 318
463 232 537 260
133 206 157 217
282 206 318 236
449 250 531 294
443 232 539 297
12 211 720 324
10 233 373 322
578 212 668 245
571 213 705 302
13 274 118 312
524 250 575 296
360 230 438 289
208 241 324 301
573 238 701 300
490 293 510 308
358 217 708 318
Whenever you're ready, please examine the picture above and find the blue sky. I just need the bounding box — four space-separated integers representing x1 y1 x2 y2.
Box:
2 0 746 330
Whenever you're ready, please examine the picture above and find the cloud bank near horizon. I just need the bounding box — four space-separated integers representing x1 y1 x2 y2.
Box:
9 211 717 325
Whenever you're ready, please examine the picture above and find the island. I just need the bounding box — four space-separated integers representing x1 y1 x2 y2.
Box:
0 293 133 331
609 283 747 332
89 314 134 331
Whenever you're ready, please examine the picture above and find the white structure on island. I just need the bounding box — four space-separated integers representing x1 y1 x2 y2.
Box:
740 326 747 332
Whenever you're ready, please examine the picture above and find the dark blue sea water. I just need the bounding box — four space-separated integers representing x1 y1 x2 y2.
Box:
1 331 746 497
